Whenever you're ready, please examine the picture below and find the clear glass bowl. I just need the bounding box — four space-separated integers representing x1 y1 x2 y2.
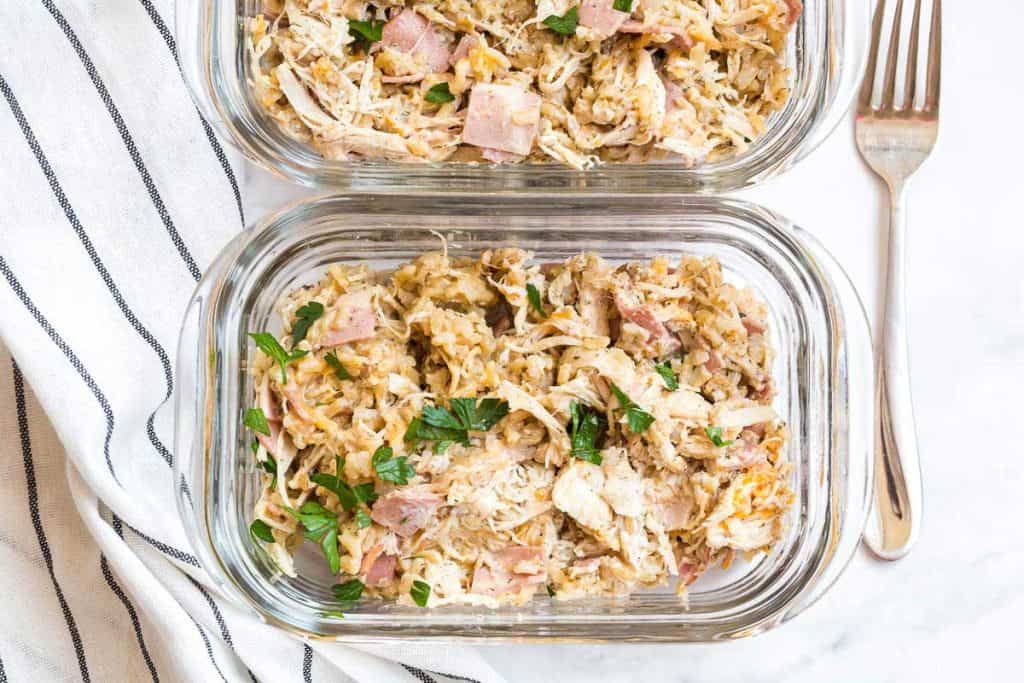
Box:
174 194 873 642
175 0 869 192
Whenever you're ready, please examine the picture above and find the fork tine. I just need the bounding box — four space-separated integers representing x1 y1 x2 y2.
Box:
904 0 922 109
858 0 887 112
880 0 905 111
924 0 942 111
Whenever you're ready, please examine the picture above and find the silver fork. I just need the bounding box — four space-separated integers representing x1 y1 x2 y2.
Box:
856 0 941 560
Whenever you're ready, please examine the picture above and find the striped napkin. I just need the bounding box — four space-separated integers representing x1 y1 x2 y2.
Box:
0 2 501 681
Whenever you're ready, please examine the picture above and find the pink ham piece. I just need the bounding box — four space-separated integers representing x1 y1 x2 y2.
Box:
677 559 705 586
579 0 630 38
360 544 397 586
471 546 547 596
255 380 294 460
620 20 694 50
741 316 767 335
315 288 377 349
449 34 479 67
370 487 444 537
481 147 520 163
785 0 803 25
614 293 682 356
381 10 451 74
662 77 684 113
704 349 724 372
462 84 542 156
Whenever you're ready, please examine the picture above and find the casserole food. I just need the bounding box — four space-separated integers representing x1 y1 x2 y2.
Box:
247 0 801 168
176 0 868 190
174 194 873 641
245 248 793 607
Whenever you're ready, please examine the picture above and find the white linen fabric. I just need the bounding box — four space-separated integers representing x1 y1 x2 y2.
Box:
0 2 502 681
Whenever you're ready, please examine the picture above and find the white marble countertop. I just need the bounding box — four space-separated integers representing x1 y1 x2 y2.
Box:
241 2 1023 675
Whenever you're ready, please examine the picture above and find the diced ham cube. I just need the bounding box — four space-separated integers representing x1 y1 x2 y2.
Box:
315 288 377 349
741 316 767 335
369 487 444 537
614 293 682 356
360 544 397 586
579 0 630 38
463 84 541 156
677 559 705 585
785 0 803 25
704 349 723 372
381 10 451 74
470 545 547 596
620 21 694 50
449 34 479 67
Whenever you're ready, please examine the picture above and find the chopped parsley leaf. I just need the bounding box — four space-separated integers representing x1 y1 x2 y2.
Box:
348 19 384 43
543 7 579 35
258 455 277 489
705 426 734 448
425 82 455 104
332 578 365 602
407 398 510 450
249 519 274 544
655 361 679 391
410 580 431 607
244 407 270 436
372 445 416 485
613 0 634 11
287 501 341 574
609 382 655 433
354 509 372 528
291 301 324 345
568 401 605 465
311 455 362 510
325 350 353 380
249 332 307 384
526 283 547 318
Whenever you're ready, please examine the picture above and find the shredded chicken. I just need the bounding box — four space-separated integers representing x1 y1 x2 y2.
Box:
248 0 800 168
249 247 791 607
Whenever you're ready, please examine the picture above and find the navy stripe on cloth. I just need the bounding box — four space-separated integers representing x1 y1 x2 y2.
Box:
0 253 120 484
0 64 175 468
0 649 6 682
13 362 92 683
99 553 161 683
188 576 258 683
126 523 201 568
39 0 202 281
188 616 230 683
403 665 438 683
136 0 246 229
302 644 313 683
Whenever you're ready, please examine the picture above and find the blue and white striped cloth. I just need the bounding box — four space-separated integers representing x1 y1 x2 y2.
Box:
0 2 502 681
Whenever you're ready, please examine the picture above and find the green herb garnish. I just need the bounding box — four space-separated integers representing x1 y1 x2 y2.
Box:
410 580 431 607
425 82 455 104
609 382 655 433
354 509 373 528
332 578 365 602
249 519 274 544
546 584 556 597
372 445 416 485
348 19 384 43
543 6 579 35
244 407 271 436
406 398 510 450
288 501 341 574
655 361 679 391
249 332 308 384
705 426 734 448
319 610 346 619
291 301 324 345
526 283 547 318
258 455 277 489
324 351 353 380
568 401 605 465
311 455 361 510
612 0 633 11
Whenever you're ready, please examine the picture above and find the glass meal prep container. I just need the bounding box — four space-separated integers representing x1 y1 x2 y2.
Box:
175 0 869 193
174 194 873 642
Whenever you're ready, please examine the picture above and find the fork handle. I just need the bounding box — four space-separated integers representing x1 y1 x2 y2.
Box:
864 182 923 560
